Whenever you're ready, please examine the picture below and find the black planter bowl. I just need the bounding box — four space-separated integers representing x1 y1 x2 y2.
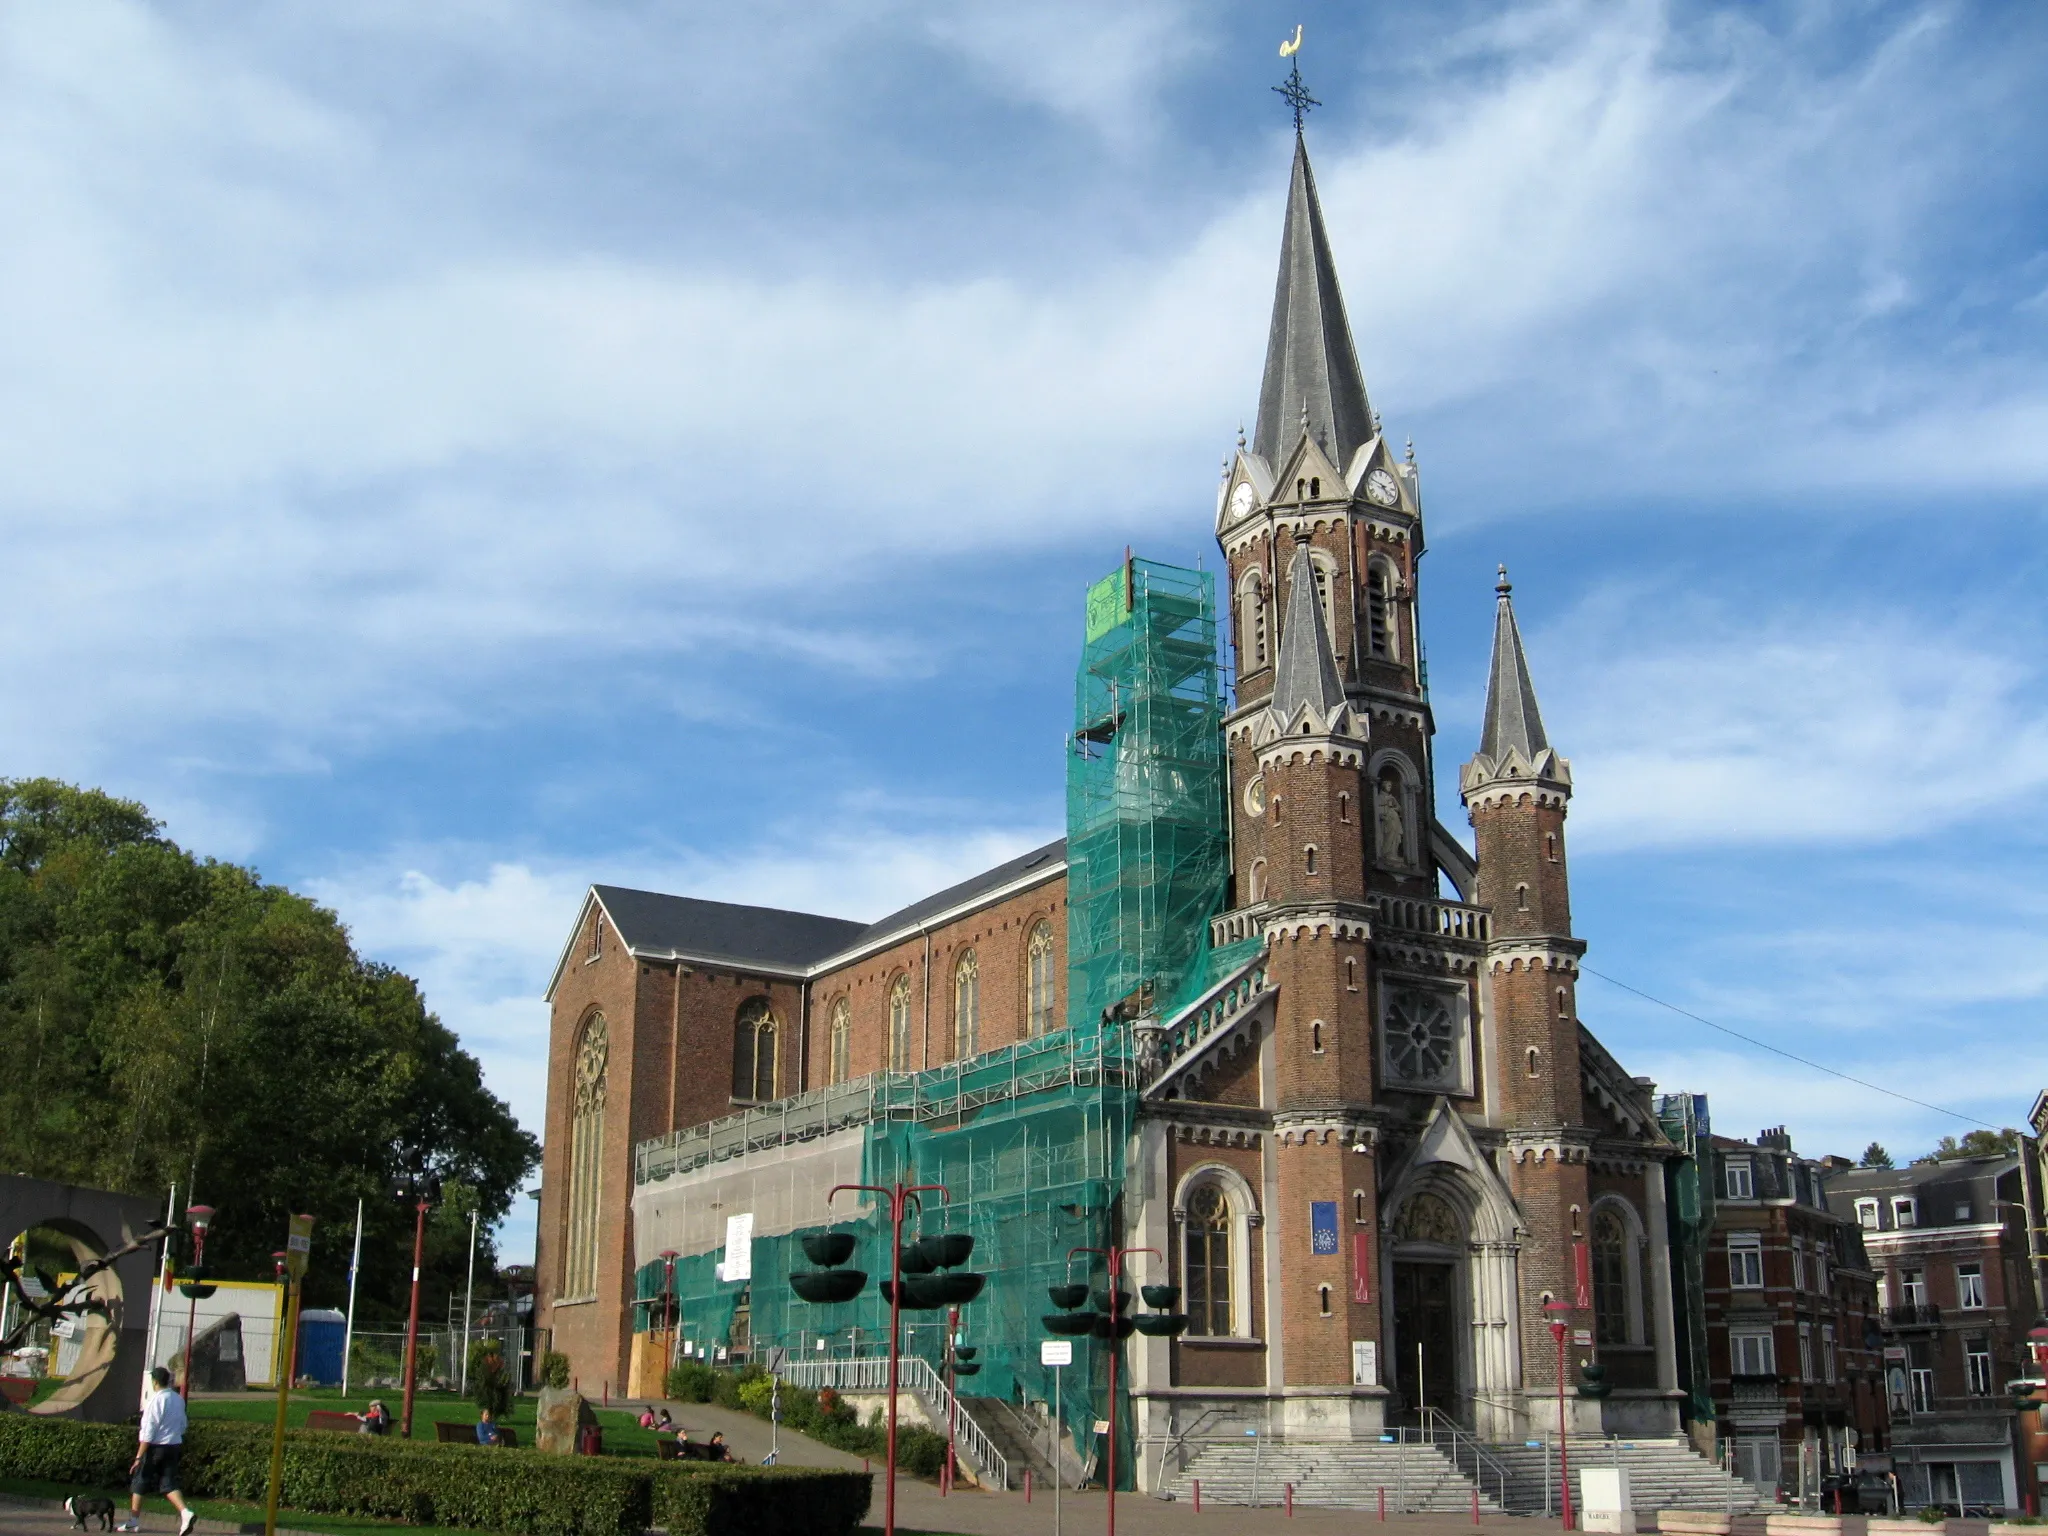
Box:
801 1232 858 1268
954 1346 977 1361
1091 1313 1138 1341
1091 1288 1132 1317
897 1245 936 1276
914 1233 975 1270
953 1362 981 1376
925 1271 987 1306
1048 1283 1090 1310
1140 1285 1180 1309
1132 1313 1190 1337
790 1269 868 1304
1043 1311 1097 1336
178 1283 218 1300
881 1278 948 1311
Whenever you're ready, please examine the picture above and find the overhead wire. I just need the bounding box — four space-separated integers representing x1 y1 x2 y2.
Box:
1580 964 2004 1134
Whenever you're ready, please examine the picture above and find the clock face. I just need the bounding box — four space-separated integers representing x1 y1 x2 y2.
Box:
1229 482 1258 519
1243 774 1267 817
1365 468 1401 508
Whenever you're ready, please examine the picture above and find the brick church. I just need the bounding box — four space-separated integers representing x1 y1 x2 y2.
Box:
534 127 1686 1478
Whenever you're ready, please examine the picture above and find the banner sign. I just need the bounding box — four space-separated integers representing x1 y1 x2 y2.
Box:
1311 1201 1339 1256
1352 1340 1378 1387
1041 1339 1073 1367
1353 1232 1372 1303
722 1213 755 1283
1085 564 1132 643
1572 1240 1592 1311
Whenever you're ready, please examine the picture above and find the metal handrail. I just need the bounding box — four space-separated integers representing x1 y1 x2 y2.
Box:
778 1355 1010 1491
1154 1406 1232 1481
1418 1407 1511 1509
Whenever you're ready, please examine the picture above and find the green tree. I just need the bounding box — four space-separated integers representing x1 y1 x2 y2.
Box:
1917 1129 2019 1164
1860 1142 1894 1168
0 778 538 1322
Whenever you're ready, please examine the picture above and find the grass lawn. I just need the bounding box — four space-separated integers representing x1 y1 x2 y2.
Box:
188 1388 666 1458
0 1474 474 1536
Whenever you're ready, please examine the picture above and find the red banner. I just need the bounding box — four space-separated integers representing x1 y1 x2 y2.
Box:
1353 1233 1372 1304
1573 1240 1592 1311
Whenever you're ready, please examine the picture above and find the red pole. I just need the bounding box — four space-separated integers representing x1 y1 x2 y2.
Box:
1026 1469 1032 1502
1379 1486 1386 1520
1286 1482 1294 1517
179 1228 205 1398
400 1196 429 1439
1557 1325 1574 1532
886 1190 903 1536
944 1304 959 1497
1472 1482 1480 1523
1194 1479 1201 1513
1107 1256 1119 1536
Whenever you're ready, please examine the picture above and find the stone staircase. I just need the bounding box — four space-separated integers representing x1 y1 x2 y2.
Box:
1485 1439 1764 1514
958 1396 1074 1491
1164 1439 1502 1511
1163 1433 1757 1514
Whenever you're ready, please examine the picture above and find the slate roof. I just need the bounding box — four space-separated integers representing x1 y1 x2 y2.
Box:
1477 570 1551 763
579 837 1068 982
1252 135 1375 472
591 886 867 972
1269 543 1345 722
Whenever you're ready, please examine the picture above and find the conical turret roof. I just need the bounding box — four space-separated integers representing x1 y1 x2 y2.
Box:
1477 567 1550 764
1270 542 1346 723
1252 136 1374 471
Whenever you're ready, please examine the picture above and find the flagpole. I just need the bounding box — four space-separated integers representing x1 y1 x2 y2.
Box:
143 1184 177 1409
341 1199 364 1397
460 1208 478 1395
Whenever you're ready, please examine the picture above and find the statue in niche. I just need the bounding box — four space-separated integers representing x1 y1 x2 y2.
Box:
1394 1190 1462 1247
1375 771 1407 867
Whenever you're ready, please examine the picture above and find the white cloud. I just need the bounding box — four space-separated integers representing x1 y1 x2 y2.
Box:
1517 593 2048 852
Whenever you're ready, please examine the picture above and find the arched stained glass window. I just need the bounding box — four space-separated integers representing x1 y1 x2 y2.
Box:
1592 1207 1631 1346
1026 923 1057 1037
954 950 980 1059
564 1013 608 1299
888 975 912 1071
732 999 777 1103
1185 1183 1233 1337
828 998 851 1086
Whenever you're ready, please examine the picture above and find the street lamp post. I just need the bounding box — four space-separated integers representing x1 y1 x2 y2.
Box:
821 1180 950 1536
400 1187 433 1439
1067 1243 1160 1536
1545 1299 1576 1530
177 1206 215 1397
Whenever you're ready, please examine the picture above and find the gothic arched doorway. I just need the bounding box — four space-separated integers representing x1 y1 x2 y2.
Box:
1390 1190 1464 1425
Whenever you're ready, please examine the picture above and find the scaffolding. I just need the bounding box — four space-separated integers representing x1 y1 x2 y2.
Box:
1066 557 1230 1031
628 554 1233 1490
1656 1092 1717 1438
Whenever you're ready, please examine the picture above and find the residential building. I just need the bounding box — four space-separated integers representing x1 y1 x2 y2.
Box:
1700 1128 1886 1490
1825 1154 2037 1512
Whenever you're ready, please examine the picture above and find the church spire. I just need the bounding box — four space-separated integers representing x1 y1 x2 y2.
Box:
1251 136 1375 471
1477 567 1550 763
1269 542 1345 724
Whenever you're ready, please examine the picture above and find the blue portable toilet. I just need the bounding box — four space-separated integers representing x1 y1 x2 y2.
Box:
296 1309 346 1386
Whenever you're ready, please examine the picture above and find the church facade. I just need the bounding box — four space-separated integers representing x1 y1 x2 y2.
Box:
534 131 1684 1470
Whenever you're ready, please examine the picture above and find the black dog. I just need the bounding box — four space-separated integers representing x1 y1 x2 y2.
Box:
64 1495 117 1531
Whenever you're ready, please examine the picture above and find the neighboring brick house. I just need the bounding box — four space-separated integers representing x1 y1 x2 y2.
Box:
1825 1154 2037 1512
1699 1129 1886 1490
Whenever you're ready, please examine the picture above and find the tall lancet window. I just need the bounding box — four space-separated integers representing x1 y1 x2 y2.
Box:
953 949 980 1059
828 997 852 1085
564 1012 608 1300
887 975 912 1071
1026 922 1057 1037
1366 559 1396 659
1185 1183 1234 1336
732 998 777 1102
1239 573 1269 670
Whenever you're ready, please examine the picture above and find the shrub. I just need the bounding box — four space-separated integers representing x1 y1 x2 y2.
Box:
467 1339 513 1419
539 1351 571 1391
0 1414 871 1536
665 1361 717 1403
734 1377 774 1417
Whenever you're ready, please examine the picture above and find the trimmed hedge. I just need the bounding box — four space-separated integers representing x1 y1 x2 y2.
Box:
661 1365 948 1476
0 1415 869 1536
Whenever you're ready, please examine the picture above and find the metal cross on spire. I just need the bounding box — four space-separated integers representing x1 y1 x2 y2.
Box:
1272 25 1319 134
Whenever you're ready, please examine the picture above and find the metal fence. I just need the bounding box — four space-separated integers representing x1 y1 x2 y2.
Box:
345 1328 527 1396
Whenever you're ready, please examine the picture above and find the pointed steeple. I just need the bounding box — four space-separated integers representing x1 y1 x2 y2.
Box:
1478 567 1549 762
1269 543 1345 724
1252 136 1374 471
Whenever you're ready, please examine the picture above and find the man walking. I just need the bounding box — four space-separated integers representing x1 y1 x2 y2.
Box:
119 1367 197 1534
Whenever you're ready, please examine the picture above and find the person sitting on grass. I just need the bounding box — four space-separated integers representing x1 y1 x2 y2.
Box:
475 1407 502 1446
354 1400 391 1435
638 1407 656 1429
655 1409 675 1434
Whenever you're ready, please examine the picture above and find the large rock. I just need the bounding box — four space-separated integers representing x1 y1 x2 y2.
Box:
535 1386 596 1455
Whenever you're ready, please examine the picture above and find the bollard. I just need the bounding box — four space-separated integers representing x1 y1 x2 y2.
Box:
1286 1483 1293 1517
1026 1469 1033 1503
1472 1483 1480 1524
1194 1479 1201 1513
1378 1486 1386 1521
863 1458 870 1474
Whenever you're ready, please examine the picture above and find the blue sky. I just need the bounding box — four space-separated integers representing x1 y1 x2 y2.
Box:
5 1 2047 1262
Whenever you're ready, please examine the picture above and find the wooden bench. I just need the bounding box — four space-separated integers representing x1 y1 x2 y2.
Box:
304 1410 360 1433
431 1420 518 1447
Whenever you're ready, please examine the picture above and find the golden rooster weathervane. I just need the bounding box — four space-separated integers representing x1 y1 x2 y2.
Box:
1273 24 1319 134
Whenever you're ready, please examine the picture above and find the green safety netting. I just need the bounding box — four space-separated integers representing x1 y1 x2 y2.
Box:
1655 1092 1717 1431
632 553 1232 1491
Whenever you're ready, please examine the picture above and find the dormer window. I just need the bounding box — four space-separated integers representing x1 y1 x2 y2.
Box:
1892 1196 1917 1228
1309 476 1321 498
1725 1158 1755 1200
1855 1198 1879 1230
